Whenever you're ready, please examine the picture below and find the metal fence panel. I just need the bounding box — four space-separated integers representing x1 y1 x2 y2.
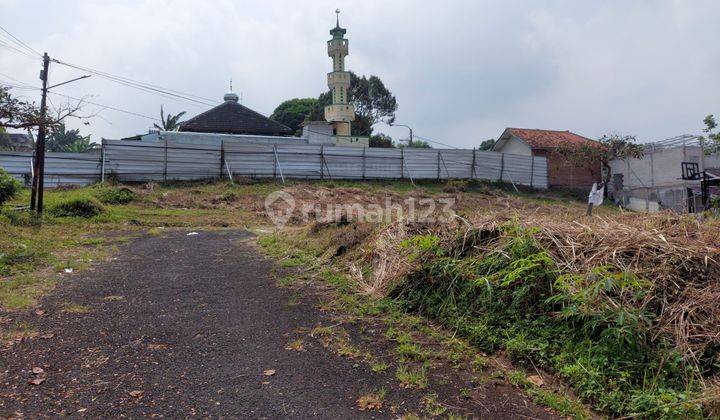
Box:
0 140 549 189
323 146 365 179
0 151 100 187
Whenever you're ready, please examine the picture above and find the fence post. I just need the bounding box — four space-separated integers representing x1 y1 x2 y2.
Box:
499 153 505 181
470 148 476 179
163 136 168 182
437 150 441 181
273 145 277 179
400 148 405 179
362 147 366 181
219 140 225 180
101 139 106 184
320 145 324 180
530 156 534 188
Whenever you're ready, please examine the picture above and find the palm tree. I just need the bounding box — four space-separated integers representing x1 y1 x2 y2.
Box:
46 123 94 152
153 105 186 131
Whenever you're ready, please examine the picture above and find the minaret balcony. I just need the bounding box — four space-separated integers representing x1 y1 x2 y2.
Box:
324 104 356 122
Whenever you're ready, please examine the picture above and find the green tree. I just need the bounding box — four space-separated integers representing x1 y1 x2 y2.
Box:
556 133 644 186
479 138 496 150
398 140 431 149
46 123 94 153
153 105 186 131
369 133 393 148
270 98 318 136
308 72 398 137
703 114 720 152
0 168 20 207
0 127 10 151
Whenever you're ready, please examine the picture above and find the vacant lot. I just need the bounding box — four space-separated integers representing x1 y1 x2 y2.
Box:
1 179 719 418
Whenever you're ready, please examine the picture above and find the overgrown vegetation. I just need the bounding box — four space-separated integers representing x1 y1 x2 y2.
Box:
394 224 706 417
48 197 104 218
94 186 135 205
256 188 720 417
0 168 20 206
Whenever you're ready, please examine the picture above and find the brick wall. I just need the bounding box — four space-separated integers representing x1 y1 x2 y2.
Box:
533 149 601 191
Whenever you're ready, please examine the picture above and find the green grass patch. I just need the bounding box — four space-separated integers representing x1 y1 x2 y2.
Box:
506 370 590 419
94 186 136 205
396 364 428 389
61 302 90 314
48 197 104 218
395 342 427 361
371 361 390 372
0 274 55 309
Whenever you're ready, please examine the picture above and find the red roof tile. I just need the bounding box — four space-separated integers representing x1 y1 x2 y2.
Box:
506 128 598 150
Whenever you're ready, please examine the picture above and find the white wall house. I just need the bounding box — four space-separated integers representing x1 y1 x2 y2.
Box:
607 135 720 212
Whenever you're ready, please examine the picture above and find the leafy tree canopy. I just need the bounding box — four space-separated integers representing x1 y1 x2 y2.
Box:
369 132 393 148
153 105 186 131
703 114 720 153
479 138 496 150
0 127 10 151
0 86 42 130
556 133 644 185
398 139 431 149
0 86 83 130
46 123 94 153
270 98 318 136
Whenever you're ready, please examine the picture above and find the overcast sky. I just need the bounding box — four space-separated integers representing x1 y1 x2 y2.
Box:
1 0 718 148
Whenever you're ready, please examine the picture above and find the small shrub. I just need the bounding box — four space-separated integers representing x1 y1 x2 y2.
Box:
49 197 104 218
0 168 20 206
95 187 135 204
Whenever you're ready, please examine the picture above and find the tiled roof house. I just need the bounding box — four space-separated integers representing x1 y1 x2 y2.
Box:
493 128 602 191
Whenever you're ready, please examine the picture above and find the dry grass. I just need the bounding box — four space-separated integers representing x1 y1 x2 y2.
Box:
520 212 720 364
347 199 720 365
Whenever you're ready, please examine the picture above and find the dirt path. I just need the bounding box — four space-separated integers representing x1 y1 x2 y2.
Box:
1 230 558 418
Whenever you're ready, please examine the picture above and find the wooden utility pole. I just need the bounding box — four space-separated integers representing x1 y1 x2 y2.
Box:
30 52 50 213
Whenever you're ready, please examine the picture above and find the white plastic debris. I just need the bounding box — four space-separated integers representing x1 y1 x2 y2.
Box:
187 232 199 236
64 268 73 273
588 182 605 206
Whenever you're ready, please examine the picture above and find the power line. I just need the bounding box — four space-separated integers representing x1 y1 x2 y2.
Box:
413 134 459 149
0 39 39 59
48 91 160 122
0 71 36 87
52 58 219 109
0 78 159 122
0 24 42 57
0 81 37 91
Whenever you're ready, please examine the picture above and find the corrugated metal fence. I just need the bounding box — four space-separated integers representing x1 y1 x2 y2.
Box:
0 151 101 187
0 139 548 188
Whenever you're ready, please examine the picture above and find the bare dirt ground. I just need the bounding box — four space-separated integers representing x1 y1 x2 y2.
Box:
0 229 558 418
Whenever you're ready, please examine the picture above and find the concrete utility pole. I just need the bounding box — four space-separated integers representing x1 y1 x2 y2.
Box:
29 53 90 215
30 52 50 213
